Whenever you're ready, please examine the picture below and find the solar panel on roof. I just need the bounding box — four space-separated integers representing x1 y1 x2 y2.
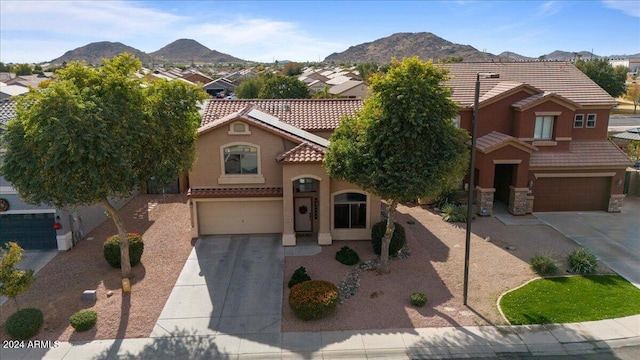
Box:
247 109 330 148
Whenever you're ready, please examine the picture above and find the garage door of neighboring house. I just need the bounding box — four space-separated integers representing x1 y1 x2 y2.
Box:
533 177 611 212
0 213 57 249
198 200 283 235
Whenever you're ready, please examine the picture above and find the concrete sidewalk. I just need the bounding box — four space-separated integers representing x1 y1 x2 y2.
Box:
2 315 638 359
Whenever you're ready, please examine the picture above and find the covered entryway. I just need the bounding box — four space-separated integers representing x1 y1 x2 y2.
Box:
0 213 57 250
197 199 283 235
494 164 516 205
533 177 611 212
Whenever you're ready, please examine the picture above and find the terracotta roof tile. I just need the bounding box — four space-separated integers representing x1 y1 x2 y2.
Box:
511 91 579 110
201 99 362 131
477 131 537 154
530 141 633 168
188 187 283 198
277 142 326 163
444 62 617 108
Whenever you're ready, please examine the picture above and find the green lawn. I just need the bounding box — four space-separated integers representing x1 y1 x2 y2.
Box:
499 275 640 325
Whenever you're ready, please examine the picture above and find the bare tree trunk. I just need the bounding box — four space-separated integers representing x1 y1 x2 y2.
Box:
378 199 399 274
101 198 132 279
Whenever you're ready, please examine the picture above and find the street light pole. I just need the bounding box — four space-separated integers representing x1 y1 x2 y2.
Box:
463 72 499 306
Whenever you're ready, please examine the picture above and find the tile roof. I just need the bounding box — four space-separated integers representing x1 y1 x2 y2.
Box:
329 80 364 95
511 91 579 110
444 62 618 108
476 131 537 154
612 128 640 141
0 98 17 126
199 105 329 148
277 142 326 163
477 81 534 104
530 141 633 168
188 187 283 198
201 99 363 131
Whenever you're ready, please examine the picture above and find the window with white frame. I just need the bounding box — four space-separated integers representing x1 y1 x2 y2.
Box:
573 114 584 128
334 192 367 229
223 145 258 174
534 116 554 140
586 114 596 128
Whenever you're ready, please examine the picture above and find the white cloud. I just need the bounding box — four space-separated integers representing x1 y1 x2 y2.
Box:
537 1 561 17
0 1 345 63
602 0 640 18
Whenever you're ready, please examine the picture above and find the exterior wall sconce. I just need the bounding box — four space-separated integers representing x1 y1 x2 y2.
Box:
53 215 62 230
616 179 623 188
527 180 534 189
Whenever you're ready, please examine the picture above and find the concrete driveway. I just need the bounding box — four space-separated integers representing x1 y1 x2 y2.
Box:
535 195 640 288
152 235 284 338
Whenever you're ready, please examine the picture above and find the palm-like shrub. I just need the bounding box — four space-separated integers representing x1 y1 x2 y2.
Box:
530 254 559 276
442 203 475 223
568 248 598 274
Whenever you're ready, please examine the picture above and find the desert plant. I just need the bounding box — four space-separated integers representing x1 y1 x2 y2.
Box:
0 242 35 309
288 266 311 289
335 246 360 265
441 203 474 223
371 221 406 256
4 308 43 340
289 280 339 320
69 309 98 332
567 247 598 274
530 253 559 276
410 292 428 307
103 233 144 268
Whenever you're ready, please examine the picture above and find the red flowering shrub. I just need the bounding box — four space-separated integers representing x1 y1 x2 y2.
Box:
103 233 144 268
289 280 339 320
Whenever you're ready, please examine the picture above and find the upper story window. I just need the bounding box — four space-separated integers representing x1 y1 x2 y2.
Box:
573 114 584 128
224 145 257 174
586 114 596 128
334 192 367 229
534 116 554 140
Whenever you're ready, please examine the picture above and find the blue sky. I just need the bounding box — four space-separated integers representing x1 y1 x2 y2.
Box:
1 0 638 64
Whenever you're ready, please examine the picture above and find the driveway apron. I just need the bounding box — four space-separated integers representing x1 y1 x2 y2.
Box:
152 235 284 337
535 196 640 289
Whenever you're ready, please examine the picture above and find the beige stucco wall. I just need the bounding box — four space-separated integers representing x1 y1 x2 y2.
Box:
190 120 296 188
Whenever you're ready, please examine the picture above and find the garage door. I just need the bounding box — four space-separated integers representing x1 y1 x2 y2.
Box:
533 177 610 212
0 213 57 249
198 200 283 235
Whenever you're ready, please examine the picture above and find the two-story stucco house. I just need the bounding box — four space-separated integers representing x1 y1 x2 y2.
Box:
187 62 632 246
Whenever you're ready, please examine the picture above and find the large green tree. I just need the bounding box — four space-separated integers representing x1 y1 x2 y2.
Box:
324 57 469 273
259 75 310 99
236 75 268 99
0 53 207 280
575 58 627 98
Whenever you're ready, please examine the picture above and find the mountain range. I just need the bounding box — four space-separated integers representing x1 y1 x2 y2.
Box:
48 33 639 66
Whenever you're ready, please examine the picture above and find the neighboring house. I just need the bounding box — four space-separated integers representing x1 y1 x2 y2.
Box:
202 78 236 97
0 84 30 100
187 99 381 246
328 80 368 99
0 98 134 251
182 71 214 85
445 62 632 215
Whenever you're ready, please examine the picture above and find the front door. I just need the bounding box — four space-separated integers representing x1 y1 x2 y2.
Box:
294 197 312 232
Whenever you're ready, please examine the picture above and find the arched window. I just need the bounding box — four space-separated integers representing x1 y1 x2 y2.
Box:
334 192 367 229
223 145 258 174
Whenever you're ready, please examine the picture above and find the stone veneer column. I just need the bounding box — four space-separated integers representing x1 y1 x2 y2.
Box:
475 187 495 216
608 194 625 213
526 195 534 214
509 186 530 216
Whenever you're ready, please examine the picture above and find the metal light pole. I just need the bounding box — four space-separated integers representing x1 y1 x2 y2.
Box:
463 72 499 306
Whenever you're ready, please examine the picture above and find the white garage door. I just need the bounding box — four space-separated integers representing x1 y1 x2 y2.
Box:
198 199 283 235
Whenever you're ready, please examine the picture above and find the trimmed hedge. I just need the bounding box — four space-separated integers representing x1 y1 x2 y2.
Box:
289 280 339 321
69 309 98 332
335 246 360 265
103 233 144 268
371 221 406 256
4 308 43 340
